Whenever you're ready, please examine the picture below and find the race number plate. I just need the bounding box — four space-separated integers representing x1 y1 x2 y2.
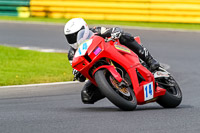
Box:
144 82 154 101
74 39 93 58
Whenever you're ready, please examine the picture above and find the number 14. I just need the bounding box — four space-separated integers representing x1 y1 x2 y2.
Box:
144 82 154 101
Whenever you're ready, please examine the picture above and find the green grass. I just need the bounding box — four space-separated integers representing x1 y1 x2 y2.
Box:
1 16 200 30
0 45 73 86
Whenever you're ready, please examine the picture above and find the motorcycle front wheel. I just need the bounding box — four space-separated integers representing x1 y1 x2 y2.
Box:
94 69 137 111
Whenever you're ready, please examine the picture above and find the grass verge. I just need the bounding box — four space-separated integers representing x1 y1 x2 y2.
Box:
0 16 200 30
0 45 73 86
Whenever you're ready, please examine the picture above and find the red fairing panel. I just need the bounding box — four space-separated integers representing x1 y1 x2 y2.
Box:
72 35 166 104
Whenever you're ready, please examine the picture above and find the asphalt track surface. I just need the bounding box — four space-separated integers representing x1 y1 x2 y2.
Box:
1 21 200 133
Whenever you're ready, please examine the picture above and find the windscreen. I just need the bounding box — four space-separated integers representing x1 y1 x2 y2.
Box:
77 29 94 46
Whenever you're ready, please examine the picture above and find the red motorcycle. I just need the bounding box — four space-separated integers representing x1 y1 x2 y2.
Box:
72 32 182 111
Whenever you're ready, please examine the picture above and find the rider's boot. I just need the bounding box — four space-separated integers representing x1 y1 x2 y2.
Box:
81 80 105 104
119 33 160 72
138 47 160 72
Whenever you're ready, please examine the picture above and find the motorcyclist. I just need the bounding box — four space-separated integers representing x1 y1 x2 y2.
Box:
64 18 160 104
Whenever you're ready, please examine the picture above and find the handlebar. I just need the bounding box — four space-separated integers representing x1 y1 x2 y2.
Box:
105 37 115 42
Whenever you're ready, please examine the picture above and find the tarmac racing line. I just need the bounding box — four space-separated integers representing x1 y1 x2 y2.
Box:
0 81 84 99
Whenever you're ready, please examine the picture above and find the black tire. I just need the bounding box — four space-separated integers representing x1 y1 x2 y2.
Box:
156 76 182 108
94 69 137 111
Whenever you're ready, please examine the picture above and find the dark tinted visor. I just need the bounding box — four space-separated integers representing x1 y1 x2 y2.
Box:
65 31 79 44
65 26 85 44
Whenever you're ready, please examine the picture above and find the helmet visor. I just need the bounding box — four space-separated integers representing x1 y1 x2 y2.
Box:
65 31 79 44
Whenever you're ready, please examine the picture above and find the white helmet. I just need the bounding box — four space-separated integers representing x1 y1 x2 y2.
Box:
64 18 89 49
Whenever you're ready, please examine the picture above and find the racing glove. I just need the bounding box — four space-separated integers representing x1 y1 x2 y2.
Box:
111 27 123 40
73 69 86 82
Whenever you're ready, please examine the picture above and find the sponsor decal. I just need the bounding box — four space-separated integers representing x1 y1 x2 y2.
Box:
93 46 102 55
114 45 131 53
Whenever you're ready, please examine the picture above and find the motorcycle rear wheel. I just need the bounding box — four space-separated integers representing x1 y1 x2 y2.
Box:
156 76 182 108
94 69 137 111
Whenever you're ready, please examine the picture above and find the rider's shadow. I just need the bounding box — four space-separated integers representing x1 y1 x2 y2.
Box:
65 104 190 113
80 104 191 112
135 104 192 111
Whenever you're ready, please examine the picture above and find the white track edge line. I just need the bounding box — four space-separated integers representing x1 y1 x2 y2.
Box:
0 81 80 89
0 63 170 89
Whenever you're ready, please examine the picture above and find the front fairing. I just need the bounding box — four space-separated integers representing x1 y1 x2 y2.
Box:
72 36 104 71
